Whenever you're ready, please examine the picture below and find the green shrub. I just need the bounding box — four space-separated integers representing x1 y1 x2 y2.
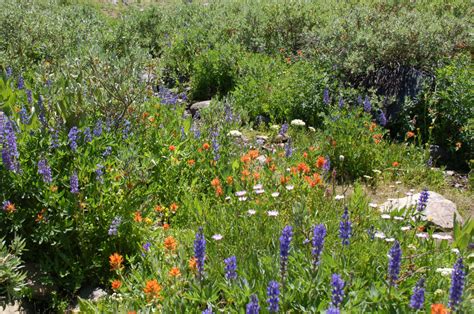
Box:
0 236 27 304
395 54 473 169
232 55 332 125
190 44 242 101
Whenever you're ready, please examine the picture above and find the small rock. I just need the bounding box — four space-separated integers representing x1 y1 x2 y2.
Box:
90 288 107 301
445 170 455 176
189 100 211 117
256 135 269 141
379 191 463 229
272 134 289 144
2 301 25 314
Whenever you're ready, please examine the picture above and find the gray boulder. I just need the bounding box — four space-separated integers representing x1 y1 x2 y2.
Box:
379 191 463 229
189 100 211 117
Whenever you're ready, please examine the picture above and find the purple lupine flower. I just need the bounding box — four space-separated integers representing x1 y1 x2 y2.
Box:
108 216 122 236
105 118 112 132
142 242 152 256
2 119 20 172
93 119 102 137
50 128 59 149
68 127 80 151
6 67 12 78
37 159 52 184
70 171 79 194
211 128 220 161
194 227 206 280
36 96 47 128
17 75 24 90
246 294 260 314
191 123 201 139
19 106 29 124
158 86 179 105
426 156 433 167
323 88 330 105
95 164 104 183
409 278 425 310
363 96 372 112
102 146 112 157
312 224 327 267
83 127 92 143
224 104 234 123
357 95 363 106
388 241 402 286
122 120 131 139
377 110 387 126
0 112 5 142
416 189 429 212
285 140 293 158
449 258 465 310
266 281 280 313
326 307 340 314
201 307 213 314
224 255 237 280
330 274 345 308
280 225 293 281
338 97 344 109
322 156 331 172
26 90 32 104
367 225 375 240
279 123 289 136
339 207 352 246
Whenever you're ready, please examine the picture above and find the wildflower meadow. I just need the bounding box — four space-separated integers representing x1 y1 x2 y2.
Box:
0 0 472 313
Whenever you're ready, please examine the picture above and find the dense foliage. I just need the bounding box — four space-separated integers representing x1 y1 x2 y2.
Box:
0 0 472 312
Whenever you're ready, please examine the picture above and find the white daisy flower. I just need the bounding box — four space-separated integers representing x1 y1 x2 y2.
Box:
416 233 429 239
247 209 256 216
374 232 386 239
212 234 223 241
267 210 279 217
271 192 280 197
436 268 453 276
432 234 452 240
235 191 247 197
285 185 294 191
227 130 242 137
381 214 391 219
334 195 344 200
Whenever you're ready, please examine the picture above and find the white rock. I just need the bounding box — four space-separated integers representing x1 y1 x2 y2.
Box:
379 191 463 229
290 119 305 126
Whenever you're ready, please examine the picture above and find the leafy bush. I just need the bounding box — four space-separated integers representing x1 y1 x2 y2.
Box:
395 54 473 169
190 44 242 101
0 236 27 304
232 55 332 125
